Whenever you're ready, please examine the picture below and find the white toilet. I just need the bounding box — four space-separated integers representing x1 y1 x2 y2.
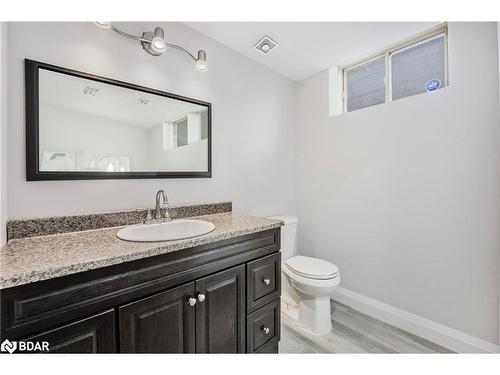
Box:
270 215 340 335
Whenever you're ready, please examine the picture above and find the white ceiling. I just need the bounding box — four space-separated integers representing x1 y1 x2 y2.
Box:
186 22 439 81
40 68 207 127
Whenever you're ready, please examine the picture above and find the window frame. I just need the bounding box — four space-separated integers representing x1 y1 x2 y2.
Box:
341 23 448 113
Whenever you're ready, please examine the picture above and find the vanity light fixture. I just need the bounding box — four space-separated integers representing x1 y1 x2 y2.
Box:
94 22 208 72
148 27 167 54
195 50 207 72
95 21 112 29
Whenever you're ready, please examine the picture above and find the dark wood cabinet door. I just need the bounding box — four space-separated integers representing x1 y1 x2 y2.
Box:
119 282 195 353
195 265 246 353
25 309 116 353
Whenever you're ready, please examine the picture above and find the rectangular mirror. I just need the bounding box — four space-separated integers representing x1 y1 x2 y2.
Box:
25 59 211 180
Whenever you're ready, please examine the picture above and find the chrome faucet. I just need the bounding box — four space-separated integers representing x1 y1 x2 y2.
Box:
145 190 171 224
155 190 170 221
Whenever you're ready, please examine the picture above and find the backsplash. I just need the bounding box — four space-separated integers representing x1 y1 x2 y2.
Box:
6 201 232 241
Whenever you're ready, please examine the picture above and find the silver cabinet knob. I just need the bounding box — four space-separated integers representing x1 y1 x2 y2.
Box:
198 293 206 302
188 297 197 306
263 278 271 285
262 326 270 334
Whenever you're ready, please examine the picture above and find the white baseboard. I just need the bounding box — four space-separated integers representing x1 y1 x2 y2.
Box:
331 287 500 353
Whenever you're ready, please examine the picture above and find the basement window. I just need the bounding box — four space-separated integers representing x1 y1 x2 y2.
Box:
345 57 386 112
341 25 448 113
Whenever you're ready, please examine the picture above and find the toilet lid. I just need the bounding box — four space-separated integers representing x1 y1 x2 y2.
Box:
284 255 339 280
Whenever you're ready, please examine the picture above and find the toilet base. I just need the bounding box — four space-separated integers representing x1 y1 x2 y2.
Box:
298 294 332 335
282 283 333 336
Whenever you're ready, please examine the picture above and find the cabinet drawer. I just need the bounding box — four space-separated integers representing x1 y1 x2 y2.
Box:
246 252 281 313
246 299 280 353
255 342 279 353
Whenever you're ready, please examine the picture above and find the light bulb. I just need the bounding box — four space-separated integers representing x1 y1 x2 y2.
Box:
261 43 271 52
196 60 207 72
95 21 111 30
151 36 166 53
150 27 166 54
195 50 207 72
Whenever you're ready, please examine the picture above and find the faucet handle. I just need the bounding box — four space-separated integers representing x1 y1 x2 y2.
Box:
145 206 153 221
163 206 171 221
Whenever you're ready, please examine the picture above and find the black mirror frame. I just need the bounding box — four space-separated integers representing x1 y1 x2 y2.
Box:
25 59 212 181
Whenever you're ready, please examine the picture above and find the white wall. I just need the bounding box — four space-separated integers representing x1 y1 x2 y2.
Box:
7 22 297 218
148 122 208 171
40 105 150 171
0 23 8 245
296 22 500 345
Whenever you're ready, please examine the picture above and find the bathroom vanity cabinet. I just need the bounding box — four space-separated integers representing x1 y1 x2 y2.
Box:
0 228 281 353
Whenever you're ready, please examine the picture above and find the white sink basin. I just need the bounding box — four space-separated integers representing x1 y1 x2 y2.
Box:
116 219 216 242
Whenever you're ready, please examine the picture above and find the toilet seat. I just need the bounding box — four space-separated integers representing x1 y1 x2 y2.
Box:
284 255 339 280
282 255 341 331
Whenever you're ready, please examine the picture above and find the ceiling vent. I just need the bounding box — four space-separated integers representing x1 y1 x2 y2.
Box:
254 35 279 55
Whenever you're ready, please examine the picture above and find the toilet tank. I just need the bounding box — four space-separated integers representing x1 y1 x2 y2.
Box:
268 215 298 260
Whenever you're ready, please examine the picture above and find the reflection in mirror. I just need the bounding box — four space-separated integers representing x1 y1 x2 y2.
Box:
37 68 209 174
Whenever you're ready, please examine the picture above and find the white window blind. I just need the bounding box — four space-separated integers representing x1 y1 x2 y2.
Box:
346 58 385 112
391 33 446 100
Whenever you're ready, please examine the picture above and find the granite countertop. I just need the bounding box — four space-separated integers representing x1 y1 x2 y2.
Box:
0 212 283 290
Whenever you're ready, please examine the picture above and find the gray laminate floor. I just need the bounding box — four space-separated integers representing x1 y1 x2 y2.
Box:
279 301 453 353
